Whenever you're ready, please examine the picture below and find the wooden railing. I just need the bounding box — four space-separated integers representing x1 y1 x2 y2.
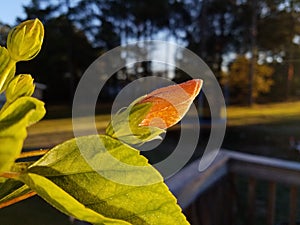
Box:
166 150 300 225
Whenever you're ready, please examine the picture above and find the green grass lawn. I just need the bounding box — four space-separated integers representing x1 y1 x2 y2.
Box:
223 101 300 161
25 100 300 161
24 114 111 149
226 101 300 126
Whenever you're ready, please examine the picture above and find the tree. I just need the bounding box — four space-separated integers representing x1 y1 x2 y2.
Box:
70 0 191 87
183 0 249 77
257 0 300 99
18 0 99 103
19 0 300 104
0 22 10 46
223 55 274 104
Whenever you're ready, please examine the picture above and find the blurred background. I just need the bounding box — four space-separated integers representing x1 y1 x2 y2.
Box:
0 0 297 158
1 0 300 224
1 0 299 106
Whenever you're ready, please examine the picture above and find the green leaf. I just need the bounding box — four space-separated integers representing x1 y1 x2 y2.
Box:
0 46 16 93
0 162 35 206
0 179 31 205
0 97 45 172
27 135 189 225
18 173 131 225
106 101 165 145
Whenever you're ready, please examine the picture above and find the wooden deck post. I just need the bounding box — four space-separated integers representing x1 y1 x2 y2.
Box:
289 186 297 225
267 182 276 225
247 177 257 225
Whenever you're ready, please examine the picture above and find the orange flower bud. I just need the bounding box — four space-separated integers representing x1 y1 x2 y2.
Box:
137 79 203 129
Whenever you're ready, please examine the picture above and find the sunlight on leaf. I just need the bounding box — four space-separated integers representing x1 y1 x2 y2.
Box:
18 173 131 225
0 97 45 173
27 135 189 225
0 46 16 93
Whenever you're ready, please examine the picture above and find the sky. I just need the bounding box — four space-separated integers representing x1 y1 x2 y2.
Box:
0 0 31 25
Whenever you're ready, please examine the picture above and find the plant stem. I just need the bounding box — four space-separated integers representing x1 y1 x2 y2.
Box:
0 172 20 179
0 191 36 209
18 149 49 159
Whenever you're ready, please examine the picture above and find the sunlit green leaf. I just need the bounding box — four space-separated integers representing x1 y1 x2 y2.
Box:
0 97 45 172
18 173 132 225
27 135 189 225
0 46 16 93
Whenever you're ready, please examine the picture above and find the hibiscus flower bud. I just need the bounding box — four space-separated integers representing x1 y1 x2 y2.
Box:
6 74 35 103
106 79 203 145
137 79 203 129
7 19 44 62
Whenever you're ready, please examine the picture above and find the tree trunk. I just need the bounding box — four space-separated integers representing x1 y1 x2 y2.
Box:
248 0 257 106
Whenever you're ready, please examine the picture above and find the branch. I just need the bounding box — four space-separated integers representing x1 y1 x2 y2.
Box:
18 149 49 159
0 191 36 209
0 149 48 208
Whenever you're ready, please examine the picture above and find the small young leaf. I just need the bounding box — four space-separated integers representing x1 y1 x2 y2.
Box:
0 97 45 172
0 162 33 204
0 180 31 205
0 46 16 93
